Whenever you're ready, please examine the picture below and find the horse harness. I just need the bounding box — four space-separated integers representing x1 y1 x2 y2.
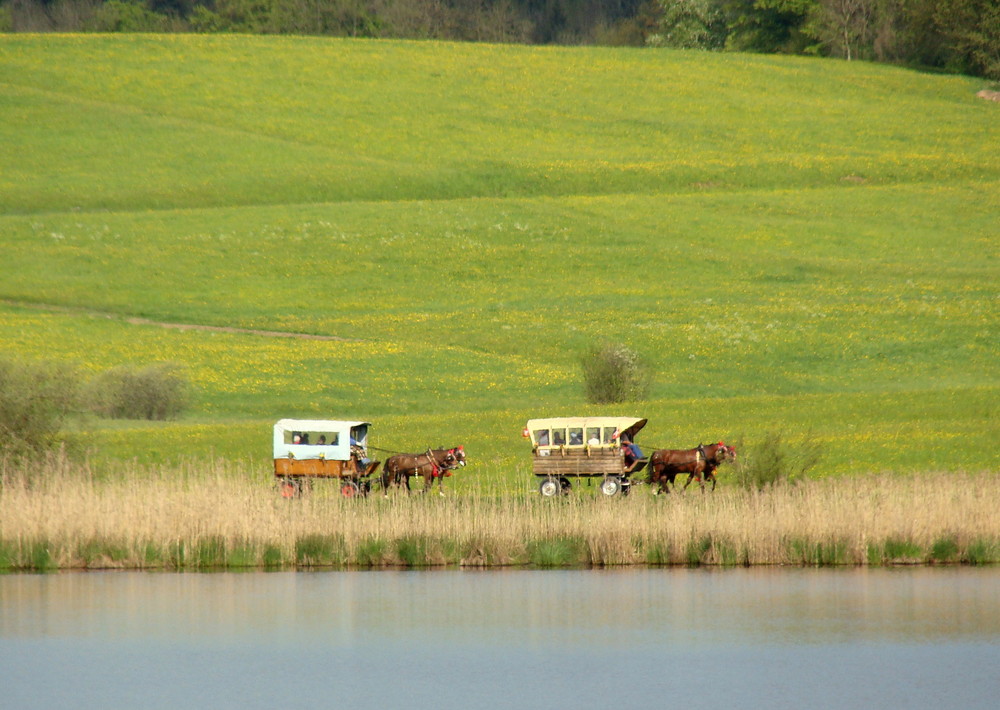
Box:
404 449 459 478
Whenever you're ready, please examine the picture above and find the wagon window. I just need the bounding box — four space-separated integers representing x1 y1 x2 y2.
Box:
586 427 601 445
534 429 550 446
568 428 584 446
552 429 567 446
602 427 617 444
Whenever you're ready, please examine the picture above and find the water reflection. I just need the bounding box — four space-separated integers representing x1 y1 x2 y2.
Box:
2 568 998 709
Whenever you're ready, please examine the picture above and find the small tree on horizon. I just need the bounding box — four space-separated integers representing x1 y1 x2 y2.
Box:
83 362 189 421
581 342 653 404
0 358 79 460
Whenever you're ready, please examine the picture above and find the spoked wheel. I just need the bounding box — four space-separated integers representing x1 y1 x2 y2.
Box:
599 476 623 497
340 480 361 498
538 478 561 497
279 477 302 499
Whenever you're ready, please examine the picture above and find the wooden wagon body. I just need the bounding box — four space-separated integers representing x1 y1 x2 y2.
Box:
273 418 381 497
525 416 648 497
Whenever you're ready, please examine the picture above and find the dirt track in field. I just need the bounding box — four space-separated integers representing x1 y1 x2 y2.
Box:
3 300 360 342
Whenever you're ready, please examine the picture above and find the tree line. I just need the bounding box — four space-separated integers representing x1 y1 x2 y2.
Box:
2 0 998 79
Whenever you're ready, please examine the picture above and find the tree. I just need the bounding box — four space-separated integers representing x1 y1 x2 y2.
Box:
92 0 172 31
0 358 78 460
581 342 652 404
649 0 727 48
809 0 875 60
83 362 189 421
720 0 815 53
933 0 1000 79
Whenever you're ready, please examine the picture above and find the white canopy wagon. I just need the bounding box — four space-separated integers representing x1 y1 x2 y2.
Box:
273 419 381 497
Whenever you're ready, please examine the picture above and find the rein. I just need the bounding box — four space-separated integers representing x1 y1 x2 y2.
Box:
394 448 459 477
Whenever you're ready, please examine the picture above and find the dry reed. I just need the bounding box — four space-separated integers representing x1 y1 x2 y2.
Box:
1 455 997 570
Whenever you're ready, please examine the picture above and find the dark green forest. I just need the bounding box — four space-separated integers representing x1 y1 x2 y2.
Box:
2 0 998 79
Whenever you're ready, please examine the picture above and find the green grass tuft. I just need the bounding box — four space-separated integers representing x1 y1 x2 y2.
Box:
529 537 587 567
295 534 344 567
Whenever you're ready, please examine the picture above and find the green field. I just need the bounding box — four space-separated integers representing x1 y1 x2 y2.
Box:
0 34 997 486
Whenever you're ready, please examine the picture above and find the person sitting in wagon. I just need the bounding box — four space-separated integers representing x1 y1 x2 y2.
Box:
350 430 372 472
621 433 644 471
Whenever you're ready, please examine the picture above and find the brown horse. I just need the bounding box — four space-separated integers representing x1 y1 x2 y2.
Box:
648 442 736 494
382 446 467 496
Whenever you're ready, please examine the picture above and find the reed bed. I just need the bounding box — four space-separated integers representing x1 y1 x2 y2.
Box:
1 457 997 571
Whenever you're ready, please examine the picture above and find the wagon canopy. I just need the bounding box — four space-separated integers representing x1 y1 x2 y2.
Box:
525 417 646 449
273 419 370 461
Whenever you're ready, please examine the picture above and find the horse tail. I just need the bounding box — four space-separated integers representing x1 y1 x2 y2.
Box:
647 449 660 484
380 457 393 491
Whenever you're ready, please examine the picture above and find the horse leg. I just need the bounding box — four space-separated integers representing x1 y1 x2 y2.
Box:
666 472 677 493
682 473 695 492
383 465 398 497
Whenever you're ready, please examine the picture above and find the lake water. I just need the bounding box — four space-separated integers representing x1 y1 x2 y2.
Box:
1 567 998 709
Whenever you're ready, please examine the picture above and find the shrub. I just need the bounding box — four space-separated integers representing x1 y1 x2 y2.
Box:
581 342 652 404
90 1 172 32
528 537 586 567
731 431 823 490
0 357 79 459
83 362 189 420
295 534 345 566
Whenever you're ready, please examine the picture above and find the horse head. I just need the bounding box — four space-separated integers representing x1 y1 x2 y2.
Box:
715 442 736 463
451 446 467 467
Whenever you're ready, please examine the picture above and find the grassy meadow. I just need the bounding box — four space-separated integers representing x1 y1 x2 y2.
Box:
0 35 997 567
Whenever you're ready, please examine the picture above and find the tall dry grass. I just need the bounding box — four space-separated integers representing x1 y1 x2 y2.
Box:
1 455 997 570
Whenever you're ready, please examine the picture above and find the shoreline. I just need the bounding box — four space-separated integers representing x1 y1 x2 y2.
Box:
3 462 997 572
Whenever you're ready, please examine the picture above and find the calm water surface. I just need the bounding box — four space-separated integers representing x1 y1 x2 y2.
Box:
2 567 998 709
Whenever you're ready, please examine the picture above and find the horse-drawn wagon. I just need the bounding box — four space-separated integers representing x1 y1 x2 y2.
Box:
524 416 648 497
273 419 381 497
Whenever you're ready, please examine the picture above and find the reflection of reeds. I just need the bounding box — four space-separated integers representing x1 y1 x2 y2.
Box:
1 457 997 570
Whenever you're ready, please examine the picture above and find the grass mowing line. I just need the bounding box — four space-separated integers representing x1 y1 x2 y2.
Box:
0 78 410 168
0 299 363 342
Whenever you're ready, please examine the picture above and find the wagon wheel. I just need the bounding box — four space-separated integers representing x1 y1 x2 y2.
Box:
279 477 301 499
340 480 361 498
599 476 623 497
538 478 561 497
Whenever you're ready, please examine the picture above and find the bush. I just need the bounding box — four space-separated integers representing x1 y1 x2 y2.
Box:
83 362 189 420
731 431 823 490
90 1 172 32
581 342 652 404
0 358 79 459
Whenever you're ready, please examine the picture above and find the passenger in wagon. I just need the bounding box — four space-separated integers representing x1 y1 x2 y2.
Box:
350 430 371 470
621 434 644 470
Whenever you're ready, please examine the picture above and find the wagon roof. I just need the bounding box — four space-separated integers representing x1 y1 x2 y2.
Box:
274 419 370 434
525 416 647 439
